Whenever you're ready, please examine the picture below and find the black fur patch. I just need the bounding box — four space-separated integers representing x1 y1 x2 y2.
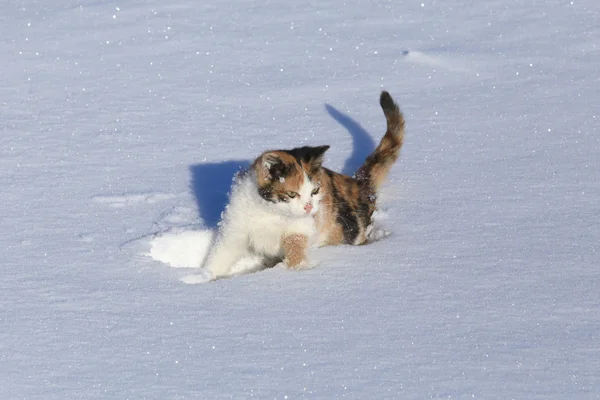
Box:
380 90 399 114
286 146 329 175
338 204 359 244
258 186 276 203
269 162 293 180
358 200 372 228
286 146 328 164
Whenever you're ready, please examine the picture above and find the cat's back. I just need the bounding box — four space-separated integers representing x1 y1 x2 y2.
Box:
316 167 375 246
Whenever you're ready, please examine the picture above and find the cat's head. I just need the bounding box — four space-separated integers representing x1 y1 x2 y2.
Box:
253 145 330 217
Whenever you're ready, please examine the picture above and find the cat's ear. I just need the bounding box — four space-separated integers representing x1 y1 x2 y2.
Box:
259 152 283 181
307 145 330 171
262 152 281 170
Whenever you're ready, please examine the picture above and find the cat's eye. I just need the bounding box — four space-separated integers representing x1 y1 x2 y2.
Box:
286 191 298 198
311 187 320 196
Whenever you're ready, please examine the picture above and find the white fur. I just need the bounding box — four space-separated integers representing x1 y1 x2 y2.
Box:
203 171 321 279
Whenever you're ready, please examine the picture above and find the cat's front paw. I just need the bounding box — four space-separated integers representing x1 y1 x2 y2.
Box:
366 227 391 242
180 269 214 284
283 258 318 271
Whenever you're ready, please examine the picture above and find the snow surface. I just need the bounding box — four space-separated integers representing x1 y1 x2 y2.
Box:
2 0 599 398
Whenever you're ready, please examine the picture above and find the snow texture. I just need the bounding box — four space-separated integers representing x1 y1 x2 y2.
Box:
1 0 599 399
148 228 213 269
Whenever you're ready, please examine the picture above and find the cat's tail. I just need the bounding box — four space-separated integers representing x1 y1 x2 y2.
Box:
355 91 405 191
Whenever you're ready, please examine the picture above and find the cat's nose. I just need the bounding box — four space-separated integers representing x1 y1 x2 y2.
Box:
304 203 313 213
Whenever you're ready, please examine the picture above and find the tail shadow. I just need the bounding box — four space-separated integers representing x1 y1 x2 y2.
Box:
190 160 250 228
325 104 376 176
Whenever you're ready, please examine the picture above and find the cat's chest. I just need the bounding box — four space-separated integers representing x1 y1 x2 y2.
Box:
247 218 287 256
245 210 316 256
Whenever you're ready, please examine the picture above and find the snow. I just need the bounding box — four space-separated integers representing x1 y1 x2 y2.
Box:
2 0 599 399
148 228 213 269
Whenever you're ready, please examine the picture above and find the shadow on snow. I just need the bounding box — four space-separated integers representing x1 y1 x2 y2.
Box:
189 160 250 229
324 103 376 176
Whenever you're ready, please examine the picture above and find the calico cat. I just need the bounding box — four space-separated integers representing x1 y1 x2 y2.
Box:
202 91 404 279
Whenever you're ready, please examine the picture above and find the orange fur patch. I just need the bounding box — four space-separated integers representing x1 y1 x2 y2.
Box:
253 151 306 201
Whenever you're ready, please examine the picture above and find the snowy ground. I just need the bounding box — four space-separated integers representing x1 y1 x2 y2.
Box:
2 0 599 398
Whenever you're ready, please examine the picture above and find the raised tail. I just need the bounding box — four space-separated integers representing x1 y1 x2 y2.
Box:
355 91 405 191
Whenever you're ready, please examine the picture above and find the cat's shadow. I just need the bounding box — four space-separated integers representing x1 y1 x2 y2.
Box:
189 160 250 228
324 104 376 176
189 104 375 229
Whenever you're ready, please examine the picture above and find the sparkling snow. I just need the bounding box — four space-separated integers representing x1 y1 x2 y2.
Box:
1 0 599 399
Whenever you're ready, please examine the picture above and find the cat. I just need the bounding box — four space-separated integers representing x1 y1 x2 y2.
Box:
201 90 404 280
